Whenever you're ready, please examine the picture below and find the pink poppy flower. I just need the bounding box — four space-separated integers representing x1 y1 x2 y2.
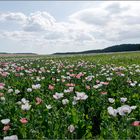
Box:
1 72 8 77
104 82 109 85
86 85 90 90
116 72 124 76
69 74 76 77
52 78 56 81
0 93 3 97
36 97 42 105
100 92 108 95
0 83 5 89
100 82 109 85
65 83 75 87
16 67 22 71
61 79 65 83
76 74 81 79
0 83 5 87
20 118 28 124
3 125 10 131
1 62 9 66
48 85 54 90
15 73 20 77
131 121 140 126
96 80 100 83
69 70 73 72
76 73 84 79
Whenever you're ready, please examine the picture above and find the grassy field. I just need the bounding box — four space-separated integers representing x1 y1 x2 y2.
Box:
0 52 140 139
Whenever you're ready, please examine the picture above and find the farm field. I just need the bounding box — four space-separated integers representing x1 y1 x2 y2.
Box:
0 52 140 139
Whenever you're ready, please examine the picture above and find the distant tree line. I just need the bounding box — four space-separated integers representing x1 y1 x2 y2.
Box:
53 44 140 55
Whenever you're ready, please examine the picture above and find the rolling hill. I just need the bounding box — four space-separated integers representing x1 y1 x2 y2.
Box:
53 44 140 55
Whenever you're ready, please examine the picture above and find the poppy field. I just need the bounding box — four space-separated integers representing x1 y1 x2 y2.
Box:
0 52 140 139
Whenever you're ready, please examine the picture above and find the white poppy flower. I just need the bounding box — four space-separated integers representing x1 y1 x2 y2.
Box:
1 119 10 125
85 76 94 81
15 89 20 94
68 125 75 133
130 83 136 87
8 89 13 93
21 103 31 111
41 77 45 80
131 106 137 110
93 85 99 89
136 69 140 72
53 92 64 100
75 92 88 100
21 98 29 104
72 100 77 105
20 73 24 76
106 77 112 81
120 97 127 103
46 105 52 110
107 107 117 117
3 135 18 140
0 97 5 101
108 98 115 103
62 99 69 105
32 84 41 89
64 87 74 93
64 89 71 93
117 105 132 116
16 101 22 105
36 77 41 81
27 88 32 92
69 87 74 91
120 74 125 77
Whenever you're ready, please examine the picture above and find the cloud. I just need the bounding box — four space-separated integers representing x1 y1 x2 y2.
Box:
0 31 36 41
0 1 140 54
105 2 129 14
118 26 140 40
69 8 109 26
0 12 27 24
44 31 64 40
69 2 140 42
68 30 94 42
23 11 56 32
123 15 140 25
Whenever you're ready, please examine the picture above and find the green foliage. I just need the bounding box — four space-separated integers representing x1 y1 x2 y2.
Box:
0 52 140 139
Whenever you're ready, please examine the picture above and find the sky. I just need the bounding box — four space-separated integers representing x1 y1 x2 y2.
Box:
0 1 140 54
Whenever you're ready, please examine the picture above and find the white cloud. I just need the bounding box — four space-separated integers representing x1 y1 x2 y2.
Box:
0 1 140 54
123 15 140 25
105 2 129 14
0 31 36 41
69 8 109 26
23 11 56 32
44 30 65 40
0 12 27 24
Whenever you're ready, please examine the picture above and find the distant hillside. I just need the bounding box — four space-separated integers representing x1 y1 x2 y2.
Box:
53 44 140 55
0 53 38 55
